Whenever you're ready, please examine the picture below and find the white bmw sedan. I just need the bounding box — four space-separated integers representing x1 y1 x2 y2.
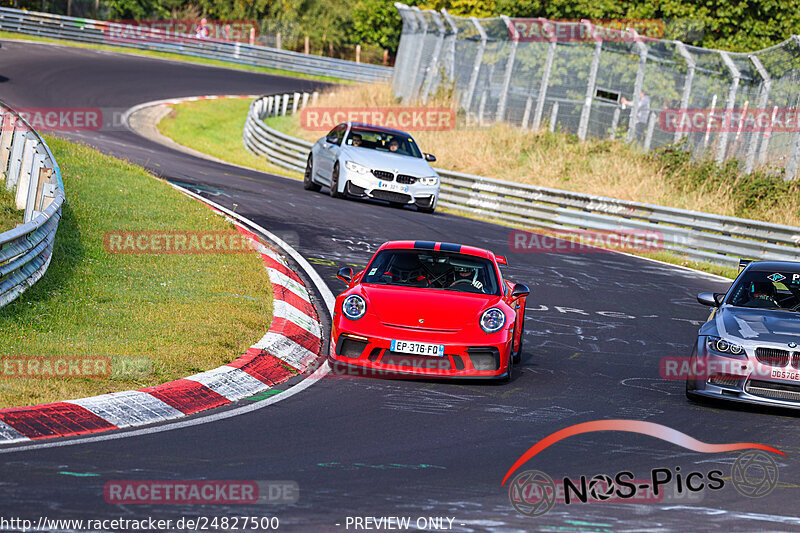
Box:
304 122 440 214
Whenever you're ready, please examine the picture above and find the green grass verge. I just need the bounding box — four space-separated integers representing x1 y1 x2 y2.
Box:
157 98 736 280
0 186 23 232
156 97 303 180
0 136 274 408
0 30 350 84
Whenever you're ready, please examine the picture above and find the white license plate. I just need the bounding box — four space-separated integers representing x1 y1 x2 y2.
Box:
377 181 409 193
391 340 445 357
770 368 800 382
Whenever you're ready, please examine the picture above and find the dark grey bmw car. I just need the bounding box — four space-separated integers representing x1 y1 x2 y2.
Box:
687 260 800 408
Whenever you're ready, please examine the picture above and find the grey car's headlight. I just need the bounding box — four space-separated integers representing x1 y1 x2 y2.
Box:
480 307 506 333
706 336 744 356
342 295 367 320
418 176 439 185
345 161 370 174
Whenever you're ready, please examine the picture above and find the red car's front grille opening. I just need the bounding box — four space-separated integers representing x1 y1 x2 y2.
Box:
336 336 368 359
467 347 501 371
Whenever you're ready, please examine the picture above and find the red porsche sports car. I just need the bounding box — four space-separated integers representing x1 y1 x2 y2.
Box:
329 240 529 380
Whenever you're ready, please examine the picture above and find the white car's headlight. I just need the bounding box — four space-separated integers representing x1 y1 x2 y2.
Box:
345 161 370 174
480 307 506 333
342 295 367 320
418 176 439 185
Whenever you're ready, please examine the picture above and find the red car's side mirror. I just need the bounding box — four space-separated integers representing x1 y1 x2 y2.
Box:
511 283 530 300
337 267 354 284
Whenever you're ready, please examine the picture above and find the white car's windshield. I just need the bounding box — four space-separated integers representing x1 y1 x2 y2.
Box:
344 127 422 158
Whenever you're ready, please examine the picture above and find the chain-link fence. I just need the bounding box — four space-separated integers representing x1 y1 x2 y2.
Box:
393 3 800 179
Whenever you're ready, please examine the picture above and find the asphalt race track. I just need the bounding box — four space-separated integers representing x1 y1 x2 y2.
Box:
0 41 798 532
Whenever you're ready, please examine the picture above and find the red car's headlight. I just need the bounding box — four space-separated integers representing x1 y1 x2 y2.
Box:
342 295 367 320
480 307 505 333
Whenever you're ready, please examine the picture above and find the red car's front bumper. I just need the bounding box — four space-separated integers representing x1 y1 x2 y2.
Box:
329 322 513 379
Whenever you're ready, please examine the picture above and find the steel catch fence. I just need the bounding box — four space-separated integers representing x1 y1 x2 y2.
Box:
392 3 800 179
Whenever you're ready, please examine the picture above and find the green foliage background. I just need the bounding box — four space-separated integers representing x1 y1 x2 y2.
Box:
5 0 799 56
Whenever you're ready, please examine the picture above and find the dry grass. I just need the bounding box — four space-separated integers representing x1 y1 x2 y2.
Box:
278 83 799 227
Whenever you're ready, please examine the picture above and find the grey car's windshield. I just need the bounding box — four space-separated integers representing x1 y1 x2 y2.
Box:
344 127 422 158
362 250 500 295
727 270 800 310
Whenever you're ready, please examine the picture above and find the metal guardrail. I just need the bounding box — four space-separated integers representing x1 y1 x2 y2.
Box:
0 102 65 308
0 8 393 83
243 93 800 269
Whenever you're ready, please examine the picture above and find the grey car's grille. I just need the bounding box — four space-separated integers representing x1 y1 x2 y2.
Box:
371 169 394 181
791 352 800 370
396 174 417 184
707 374 741 388
755 347 791 367
746 379 800 402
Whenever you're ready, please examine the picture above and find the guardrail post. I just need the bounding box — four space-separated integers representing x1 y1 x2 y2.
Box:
531 25 556 131
6 129 27 191
626 29 649 143
674 42 696 144
302 92 310 109
312 91 319 105
281 94 289 116
717 51 741 164
463 16 487 113
495 15 519 123
15 136 36 210
291 92 300 114
34 166 54 215
0 114 16 181
420 10 446 103
549 101 559 132
745 55 771 173
577 21 602 141
24 150 45 223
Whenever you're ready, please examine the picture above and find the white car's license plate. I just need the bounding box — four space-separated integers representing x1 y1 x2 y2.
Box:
770 368 800 381
391 340 445 357
377 181 409 193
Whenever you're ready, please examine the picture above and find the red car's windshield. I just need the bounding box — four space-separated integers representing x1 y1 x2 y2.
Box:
362 249 500 295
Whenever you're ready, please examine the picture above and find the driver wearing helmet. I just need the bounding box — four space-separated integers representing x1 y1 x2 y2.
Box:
450 264 483 291
747 281 779 308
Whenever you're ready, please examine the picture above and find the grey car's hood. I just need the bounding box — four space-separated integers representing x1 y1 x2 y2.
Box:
717 306 800 343
341 146 437 177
